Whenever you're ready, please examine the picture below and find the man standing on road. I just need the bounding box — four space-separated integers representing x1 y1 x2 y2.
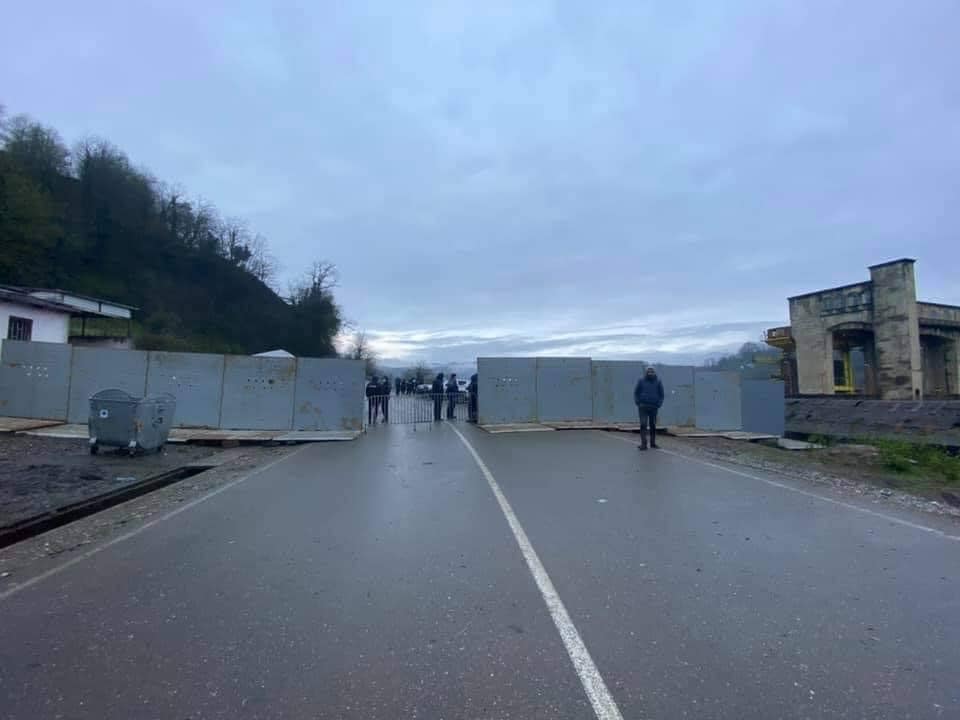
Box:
634 366 664 450
432 373 445 421
446 373 458 420
467 373 479 423
380 376 391 422
366 376 379 425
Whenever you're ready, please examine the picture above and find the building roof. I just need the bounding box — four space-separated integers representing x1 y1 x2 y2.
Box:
788 281 871 302
0 287 77 315
868 257 916 270
0 285 135 318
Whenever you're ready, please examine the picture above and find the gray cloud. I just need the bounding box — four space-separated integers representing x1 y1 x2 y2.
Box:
3 1 958 362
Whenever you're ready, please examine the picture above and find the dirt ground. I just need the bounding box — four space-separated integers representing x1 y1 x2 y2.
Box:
665 434 960 519
0 434 215 527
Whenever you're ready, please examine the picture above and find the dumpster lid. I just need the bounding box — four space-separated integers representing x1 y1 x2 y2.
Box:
90 388 137 402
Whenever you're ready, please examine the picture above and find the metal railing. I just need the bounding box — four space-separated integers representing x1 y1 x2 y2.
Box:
364 392 475 426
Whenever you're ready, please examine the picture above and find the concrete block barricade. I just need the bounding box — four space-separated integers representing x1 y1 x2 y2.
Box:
67 346 148 424
293 358 365 432
0 340 72 421
146 351 225 428
0 341 366 432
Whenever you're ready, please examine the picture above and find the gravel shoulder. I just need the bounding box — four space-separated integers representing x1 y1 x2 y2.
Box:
656 434 960 520
0 442 302 591
0 434 216 527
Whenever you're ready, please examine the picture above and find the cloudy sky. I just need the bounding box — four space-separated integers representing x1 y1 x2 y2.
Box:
2 1 958 364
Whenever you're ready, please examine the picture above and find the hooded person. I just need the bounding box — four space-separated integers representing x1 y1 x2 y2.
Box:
633 366 664 450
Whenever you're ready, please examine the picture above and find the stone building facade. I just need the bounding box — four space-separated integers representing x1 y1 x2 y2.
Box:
766 259 960 400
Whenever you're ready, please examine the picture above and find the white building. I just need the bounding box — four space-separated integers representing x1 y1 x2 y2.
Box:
0 286 135 349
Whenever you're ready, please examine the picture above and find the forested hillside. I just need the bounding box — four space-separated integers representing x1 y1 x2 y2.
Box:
0 109 340 356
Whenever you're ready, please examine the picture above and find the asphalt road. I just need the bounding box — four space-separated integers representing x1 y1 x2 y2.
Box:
1 424 958 719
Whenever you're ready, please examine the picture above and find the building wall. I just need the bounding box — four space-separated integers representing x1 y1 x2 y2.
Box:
785 397 960 446
869 260 922 399
0 301 70 344
789 283 872 395
917 302 960 325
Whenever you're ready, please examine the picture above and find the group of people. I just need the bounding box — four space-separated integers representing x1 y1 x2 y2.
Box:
365 376 393 424
393 377 419 395
365 372 479 424
427 373 478 422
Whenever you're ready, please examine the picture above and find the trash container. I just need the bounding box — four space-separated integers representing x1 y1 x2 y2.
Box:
88 389 177 455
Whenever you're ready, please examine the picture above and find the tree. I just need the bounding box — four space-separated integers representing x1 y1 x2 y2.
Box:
346 331 379 377
0 106 343 357
408 362 431 384
246 233 277 284
2 115 70 192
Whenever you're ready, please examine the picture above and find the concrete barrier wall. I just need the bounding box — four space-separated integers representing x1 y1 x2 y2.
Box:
742 379 786 435
0 340 72 420
293 358 365 432
146 351 225 428
592 361 644 423
477 358 769 431
0 341 364 431
67 347 149 423
477 357 538 425
592 362 696 425
536 357 593 422
694 371 743 431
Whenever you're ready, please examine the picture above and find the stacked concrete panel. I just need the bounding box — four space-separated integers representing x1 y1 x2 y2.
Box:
0 341 364 431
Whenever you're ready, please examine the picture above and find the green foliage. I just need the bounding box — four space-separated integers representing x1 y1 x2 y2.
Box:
704 342 781 376
0 112 341 356
875 439 960 486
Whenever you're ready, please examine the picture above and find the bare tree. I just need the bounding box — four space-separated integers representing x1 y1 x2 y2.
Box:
346 331 379 377
289 260 339 305
246 233 278 284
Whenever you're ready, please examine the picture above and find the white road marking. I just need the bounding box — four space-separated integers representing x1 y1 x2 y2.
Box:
603 432 960 542
0 445 312 601
449 425 625 720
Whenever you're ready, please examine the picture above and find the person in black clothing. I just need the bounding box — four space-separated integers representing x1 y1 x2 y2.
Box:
467 373 479 423
432 373 445 421
634 366 664 450
366 376 379 424
446 374 458 420
379 376 391 422
395 377 401 396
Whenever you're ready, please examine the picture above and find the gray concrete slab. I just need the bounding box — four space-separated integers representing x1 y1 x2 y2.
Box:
460 427 960 719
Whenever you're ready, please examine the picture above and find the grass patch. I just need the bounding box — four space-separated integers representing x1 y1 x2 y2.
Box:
873 439 960 491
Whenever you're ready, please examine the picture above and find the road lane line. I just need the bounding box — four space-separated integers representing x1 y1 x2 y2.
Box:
0 445 312 602
603 432 960 542
449 425 625 720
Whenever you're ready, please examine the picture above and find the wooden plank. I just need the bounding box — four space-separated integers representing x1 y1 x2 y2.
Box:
0 417 64 433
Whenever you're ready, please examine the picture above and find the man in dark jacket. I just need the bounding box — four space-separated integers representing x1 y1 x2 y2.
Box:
378 376 390 422
634 366 664 450
467 373 479 423
432 373 445 421
366 376 379 425
446 374 459 420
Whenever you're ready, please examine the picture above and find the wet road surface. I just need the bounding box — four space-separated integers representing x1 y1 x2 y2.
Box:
1 424 958 719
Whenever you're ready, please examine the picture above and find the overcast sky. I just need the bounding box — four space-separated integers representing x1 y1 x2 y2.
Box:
2 1 958 364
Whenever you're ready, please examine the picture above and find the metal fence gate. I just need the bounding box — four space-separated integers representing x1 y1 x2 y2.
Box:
364 392 471 426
